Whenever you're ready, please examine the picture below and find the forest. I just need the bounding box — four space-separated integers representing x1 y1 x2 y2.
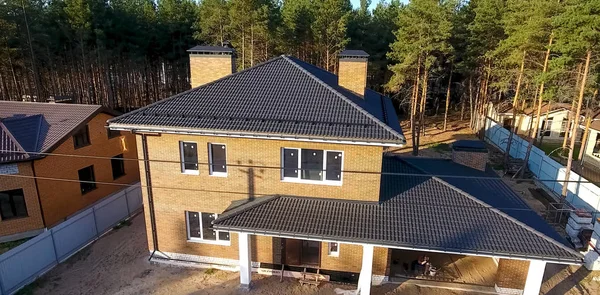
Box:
0 0 598 131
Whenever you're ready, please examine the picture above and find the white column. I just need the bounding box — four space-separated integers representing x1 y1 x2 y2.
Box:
523 260 546 295
357 245 374 295
238 232 252 289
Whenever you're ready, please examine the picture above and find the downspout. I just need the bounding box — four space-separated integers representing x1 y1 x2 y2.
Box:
30 160 47 227
142 134 159 254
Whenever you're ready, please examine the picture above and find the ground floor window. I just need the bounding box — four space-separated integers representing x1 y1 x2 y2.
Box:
0 189 27 220
78 165 96 194
111 154 126 179
186 211 230 244
328 242 339 257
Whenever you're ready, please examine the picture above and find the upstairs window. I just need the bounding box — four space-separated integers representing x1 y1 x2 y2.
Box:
208 143 227 176
180 142 198 174
78 165 96 194
111 154 125 179
73 125 90 149
281 148 343 184
186 211 230 245
107 129 121 139
0 189 27 220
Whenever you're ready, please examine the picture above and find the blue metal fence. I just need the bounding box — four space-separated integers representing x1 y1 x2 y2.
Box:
484 118 600 217
0 183 142 295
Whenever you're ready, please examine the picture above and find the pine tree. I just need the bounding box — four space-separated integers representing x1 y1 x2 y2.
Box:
196 0 230 46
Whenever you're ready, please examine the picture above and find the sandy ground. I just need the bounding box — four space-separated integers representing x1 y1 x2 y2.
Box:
30 214 477 295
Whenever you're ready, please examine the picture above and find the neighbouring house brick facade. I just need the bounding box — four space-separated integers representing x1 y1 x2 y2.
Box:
109 46 581 294
0 101 140 241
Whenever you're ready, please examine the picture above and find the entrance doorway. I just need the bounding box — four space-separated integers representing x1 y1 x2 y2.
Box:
284 239 321 267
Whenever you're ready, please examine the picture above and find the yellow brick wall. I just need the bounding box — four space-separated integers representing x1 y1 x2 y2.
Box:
189 55 234 88
137 133 387 274
0 162 45 236
338 59 368 97
495 258 529 289
34 112 140 227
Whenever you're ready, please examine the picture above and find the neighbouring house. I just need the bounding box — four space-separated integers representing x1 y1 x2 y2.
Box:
108 47 582 295
0 101 139 242
581 110 600 168
488 102 576 141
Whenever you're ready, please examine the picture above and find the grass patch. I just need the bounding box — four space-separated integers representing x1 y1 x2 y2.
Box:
0 238 31 255
537 142 581 159
429 142 451 153
205 268 217 275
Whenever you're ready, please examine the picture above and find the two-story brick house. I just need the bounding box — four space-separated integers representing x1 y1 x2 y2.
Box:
108 47 582 295
0 101 139 242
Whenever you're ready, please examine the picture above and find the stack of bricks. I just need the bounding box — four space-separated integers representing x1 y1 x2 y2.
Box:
566 209 593 249
338 58 368 97
584 218 600 270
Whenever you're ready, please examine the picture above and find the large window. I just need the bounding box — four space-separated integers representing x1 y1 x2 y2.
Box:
186 211 230 244
541 117 553 137
281 148 343 184
73 125 90 149
78 165 96 194
0 189 27 220
180 142 198 174
208 143 227 176
111 154 125 179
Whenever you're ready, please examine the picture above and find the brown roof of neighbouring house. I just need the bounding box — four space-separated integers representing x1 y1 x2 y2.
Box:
0 101 118 163
522 102 572 116
590 110 600 131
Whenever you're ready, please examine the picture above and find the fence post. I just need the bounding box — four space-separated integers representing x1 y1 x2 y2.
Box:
124 189 131 217
538 155 543 177
50 229 60 263
0 262 5 295
92 207 100 237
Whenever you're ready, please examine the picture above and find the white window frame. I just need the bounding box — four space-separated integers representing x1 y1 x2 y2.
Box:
208 143 228 177
180 141 199 175
328 242 340 257
185 211 230 246
280 147 343 186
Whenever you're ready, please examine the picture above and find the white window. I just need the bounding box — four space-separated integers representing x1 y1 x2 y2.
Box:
281 148 343 185
186 211 230 245
328 242 339 257
180 141 198 174
208 143 227 176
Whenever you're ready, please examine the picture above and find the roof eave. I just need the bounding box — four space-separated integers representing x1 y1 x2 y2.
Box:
108 123 406 147
211 225 582 265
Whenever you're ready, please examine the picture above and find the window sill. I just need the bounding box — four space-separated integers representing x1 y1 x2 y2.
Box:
113 174 126 180
209 172 228 178
328 254 339 257
0 215 29 222
74 143 91 150
281 178 342 186
181 170 200 175
187 239 231 246
81 187 98 195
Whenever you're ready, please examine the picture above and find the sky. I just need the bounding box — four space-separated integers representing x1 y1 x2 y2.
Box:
350 0 409 11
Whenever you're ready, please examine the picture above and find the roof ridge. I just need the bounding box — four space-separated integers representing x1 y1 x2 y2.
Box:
214 195 282 224
108 57 286 124
281 56 405 144
431 176 582 259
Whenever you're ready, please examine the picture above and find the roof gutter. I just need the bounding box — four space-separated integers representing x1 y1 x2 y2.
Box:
108 123 406 147
214 227 582 266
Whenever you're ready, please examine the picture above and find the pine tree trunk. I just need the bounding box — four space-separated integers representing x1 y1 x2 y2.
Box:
579 113 592 162
562 50 592 198
563 64 583 150
443 68 453 131
520 36 553 178
505 54 526 168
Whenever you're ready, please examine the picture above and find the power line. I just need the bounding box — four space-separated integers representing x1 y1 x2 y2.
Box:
0 173 551 212
1 149 597 184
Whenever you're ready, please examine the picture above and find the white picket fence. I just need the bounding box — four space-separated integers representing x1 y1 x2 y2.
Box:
484 118 600 217
0 183 142 295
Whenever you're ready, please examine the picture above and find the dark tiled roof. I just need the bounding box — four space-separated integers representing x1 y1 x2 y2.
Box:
188 45 235 54
451 140 487 152
214 156 582 263
0 101 111 163
591 110 600 131
339 50 370 58
109 56 405 145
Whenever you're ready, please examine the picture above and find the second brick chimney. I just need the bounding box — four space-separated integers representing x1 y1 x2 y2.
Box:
188 45 236 88
338 50 369 97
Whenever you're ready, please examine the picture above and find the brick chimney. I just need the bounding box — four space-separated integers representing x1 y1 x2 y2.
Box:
338 50 369 97
188 45 236 88
451 140 489 171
